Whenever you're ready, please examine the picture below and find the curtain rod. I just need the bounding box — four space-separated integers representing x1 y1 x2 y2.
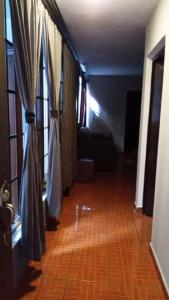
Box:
42 0 88 81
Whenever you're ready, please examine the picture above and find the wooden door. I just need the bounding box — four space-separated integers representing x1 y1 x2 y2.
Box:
0 2 13 299
0 1 27 298
143 52 164 216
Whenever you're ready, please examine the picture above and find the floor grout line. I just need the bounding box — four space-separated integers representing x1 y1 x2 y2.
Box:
132 209 152 244
105 195 113 300
61 202 82 300
19 170 167 299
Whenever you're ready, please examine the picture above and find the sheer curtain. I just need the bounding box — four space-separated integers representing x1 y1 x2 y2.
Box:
44 10 62 218
62 45 79 191
10 0 45 260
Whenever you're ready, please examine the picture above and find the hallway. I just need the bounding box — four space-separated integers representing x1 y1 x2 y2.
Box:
18 161 167 300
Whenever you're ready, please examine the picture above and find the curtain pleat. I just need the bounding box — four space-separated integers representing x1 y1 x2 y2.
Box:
44 11 62 217
10 0 45 260
62 45 79 191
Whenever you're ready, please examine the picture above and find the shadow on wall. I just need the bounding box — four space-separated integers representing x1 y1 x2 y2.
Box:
86 76 142 152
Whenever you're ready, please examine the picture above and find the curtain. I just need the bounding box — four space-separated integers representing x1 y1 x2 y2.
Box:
42 0 60 20
80 78 87 127
44 11 62 217
10 0 45 260
62 45 79 191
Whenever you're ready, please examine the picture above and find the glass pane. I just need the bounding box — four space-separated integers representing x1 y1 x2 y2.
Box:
37 130 43 160
22 105 25 134
43 69 48 99
22 105 26 151
59 83 63 113
78 77 82 123
10 138 18 179
42 43 46 68
44 128 48 155
37 76 41 97
36 99 43 128
8 93 16 135
43 100 49 127
61 69 64 82
5 0 13 43
44 155 48 179
7 44 15 90
11 180 19 215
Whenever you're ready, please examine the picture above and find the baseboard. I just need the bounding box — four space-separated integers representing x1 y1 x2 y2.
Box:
134 207 142 213
150 242 169 296
134 201 142 212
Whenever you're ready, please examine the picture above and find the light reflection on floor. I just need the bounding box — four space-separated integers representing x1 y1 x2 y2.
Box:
17 167 168 300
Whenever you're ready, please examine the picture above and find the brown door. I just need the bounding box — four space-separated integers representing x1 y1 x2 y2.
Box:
0 2 18 298
0 15 13 300
124 91 141 153
0 199 14 300
143 52 164 216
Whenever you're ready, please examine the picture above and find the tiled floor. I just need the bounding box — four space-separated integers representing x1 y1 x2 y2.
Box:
17 161 168 300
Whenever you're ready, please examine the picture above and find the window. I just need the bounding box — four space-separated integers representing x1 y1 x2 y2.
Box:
77 76 82 124
21 44 49 189
5 0 23 217
77 75 87 127
36 46 49 188
4 0 49 220
59 65 64 140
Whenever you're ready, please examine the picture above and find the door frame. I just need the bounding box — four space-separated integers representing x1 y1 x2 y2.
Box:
143 47 165 216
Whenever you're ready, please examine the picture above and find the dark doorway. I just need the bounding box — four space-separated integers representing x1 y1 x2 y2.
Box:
124 91 141 153
143 51 164 217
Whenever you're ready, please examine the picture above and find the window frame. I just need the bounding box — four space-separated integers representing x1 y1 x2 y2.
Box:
36 46 50 190
4 0 23 219
4 0 50 218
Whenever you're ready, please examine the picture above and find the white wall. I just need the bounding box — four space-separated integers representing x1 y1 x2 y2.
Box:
87 75 142 151
135 0 169 294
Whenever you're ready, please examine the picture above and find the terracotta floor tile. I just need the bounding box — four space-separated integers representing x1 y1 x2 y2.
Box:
20 295 61 300
30 262 70 280
46 229 76 246
18 162 168 300
68 261 110 283
18 278 66 299
110 296 132 300
110 270 133 299
64 280 110 300
30 247 73 281
133 210 152 242
43 245 73 259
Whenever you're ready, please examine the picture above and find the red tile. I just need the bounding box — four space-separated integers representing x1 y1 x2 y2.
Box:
17 166 168 300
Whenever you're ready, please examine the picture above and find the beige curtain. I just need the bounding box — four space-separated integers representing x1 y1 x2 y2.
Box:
62 45 79 191
10 0 45 260
44 10 62 217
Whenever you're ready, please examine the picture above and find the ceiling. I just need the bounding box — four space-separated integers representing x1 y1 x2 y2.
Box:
56 0 158 76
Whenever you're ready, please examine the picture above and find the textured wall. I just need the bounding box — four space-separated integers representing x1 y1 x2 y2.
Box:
135 0 169 294
87 75 142 151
